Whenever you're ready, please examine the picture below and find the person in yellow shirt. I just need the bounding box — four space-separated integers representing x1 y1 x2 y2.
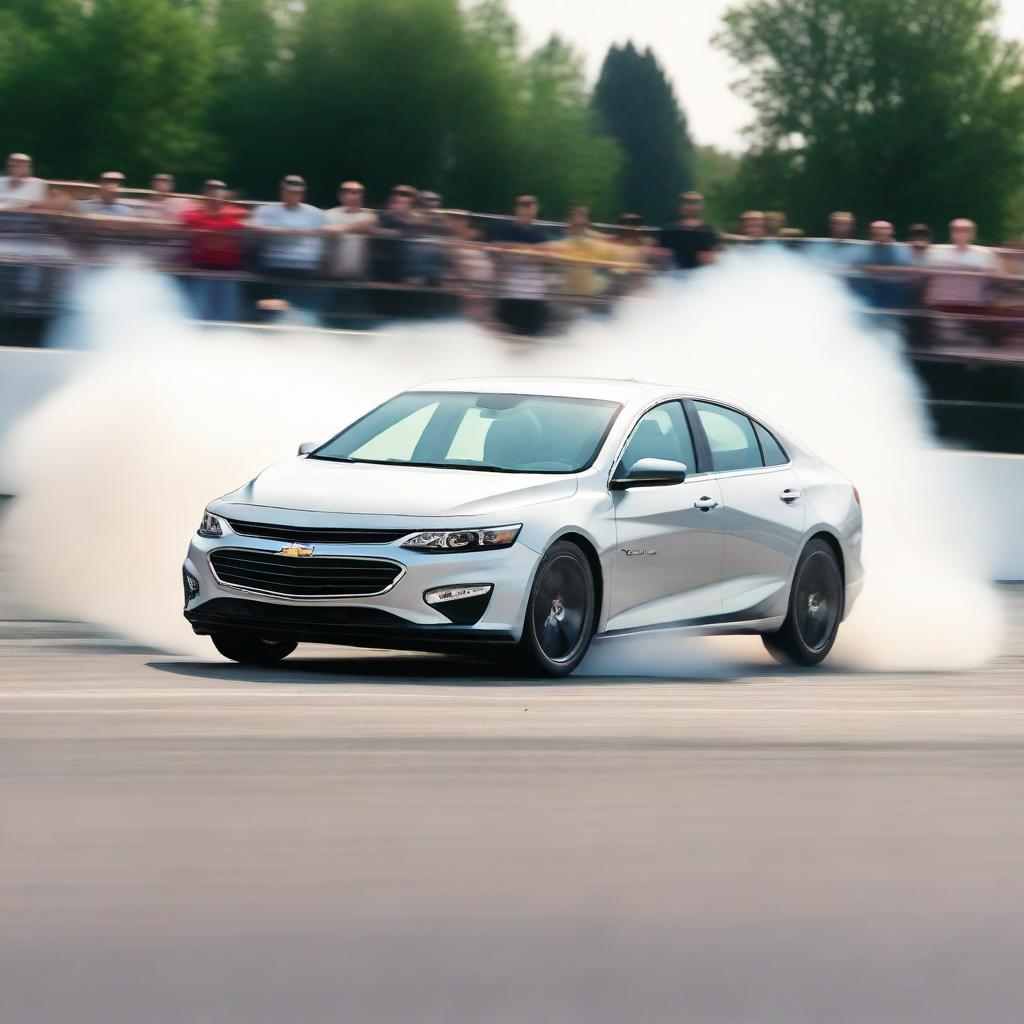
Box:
547 203 639 295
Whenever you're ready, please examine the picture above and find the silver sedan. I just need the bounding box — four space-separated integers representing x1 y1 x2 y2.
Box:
183 377 863 676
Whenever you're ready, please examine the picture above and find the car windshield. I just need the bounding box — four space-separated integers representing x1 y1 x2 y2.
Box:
311 391 621 474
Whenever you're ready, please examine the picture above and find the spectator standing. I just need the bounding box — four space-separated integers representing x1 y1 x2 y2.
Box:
445 211 494 324
765 210 787 237
411 189 449 284
488 195 551 335
249 174 325 271
374 184 423 283
812 211 860 267
548 203 633 296
249 174 325 310
657 191 717 270
181 179 247 321
0 153 48 210
324 181 377 279
488 195 550 244
739 210 767 239
925 218 1001 272
907 223 932 265
75 171 133 216
922 218 1002 323
617 213 652 246
145 172 188 220
861 220 911 265
854 220 913 309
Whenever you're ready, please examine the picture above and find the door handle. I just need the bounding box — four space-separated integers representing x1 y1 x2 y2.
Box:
780 488 802 503
693 496 719 511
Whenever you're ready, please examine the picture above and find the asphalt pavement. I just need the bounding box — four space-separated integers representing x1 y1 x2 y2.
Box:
1 586 1022 1024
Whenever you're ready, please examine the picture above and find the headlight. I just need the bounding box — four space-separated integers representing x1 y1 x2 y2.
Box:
198 510 225 538
401 524 521 553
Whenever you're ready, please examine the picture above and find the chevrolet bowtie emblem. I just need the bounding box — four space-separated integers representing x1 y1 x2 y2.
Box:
279 544 315 557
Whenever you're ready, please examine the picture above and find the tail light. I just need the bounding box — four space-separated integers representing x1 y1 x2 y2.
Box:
853 485 861 506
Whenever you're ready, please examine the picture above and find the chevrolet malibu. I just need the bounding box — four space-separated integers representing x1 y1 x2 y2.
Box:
183 377 863 676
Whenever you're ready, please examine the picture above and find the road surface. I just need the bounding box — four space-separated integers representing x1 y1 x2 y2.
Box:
1 586 1022 1023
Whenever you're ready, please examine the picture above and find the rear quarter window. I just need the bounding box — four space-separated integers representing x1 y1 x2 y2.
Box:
753 421 789 467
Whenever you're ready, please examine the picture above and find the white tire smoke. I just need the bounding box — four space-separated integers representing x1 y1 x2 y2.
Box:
1 251 1002 670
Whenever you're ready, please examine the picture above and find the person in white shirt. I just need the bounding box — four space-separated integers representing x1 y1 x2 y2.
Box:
249 174 326 272
924 218 1001 271
0 152 48 210
923 218 1002 311
324 180 377 278
145 172 189 220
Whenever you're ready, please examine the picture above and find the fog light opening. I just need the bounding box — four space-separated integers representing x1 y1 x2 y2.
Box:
423 584 494 625
424 584 492 606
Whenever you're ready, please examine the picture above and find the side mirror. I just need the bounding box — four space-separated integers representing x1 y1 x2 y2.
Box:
297 441 318 457
610 457 687 490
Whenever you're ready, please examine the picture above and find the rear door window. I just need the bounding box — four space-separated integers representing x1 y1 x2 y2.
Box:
694 402 762 473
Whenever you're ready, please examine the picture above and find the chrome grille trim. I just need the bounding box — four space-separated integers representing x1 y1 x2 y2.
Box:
208 548 406 600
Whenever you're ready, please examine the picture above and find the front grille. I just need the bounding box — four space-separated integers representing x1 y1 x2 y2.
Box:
226 518 409 545
209 549 403 598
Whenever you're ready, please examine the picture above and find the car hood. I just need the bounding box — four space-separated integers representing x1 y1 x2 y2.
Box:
219 457 578 518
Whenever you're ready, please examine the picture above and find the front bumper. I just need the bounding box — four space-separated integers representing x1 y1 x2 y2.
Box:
182 527 541 652
184 597 516 652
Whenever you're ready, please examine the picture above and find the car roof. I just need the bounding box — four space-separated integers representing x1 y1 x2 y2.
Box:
411 376 668 403
410 377 801 448
410 376 762 411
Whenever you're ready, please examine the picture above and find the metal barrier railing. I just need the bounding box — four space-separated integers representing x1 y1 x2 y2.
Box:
2 208 1024 355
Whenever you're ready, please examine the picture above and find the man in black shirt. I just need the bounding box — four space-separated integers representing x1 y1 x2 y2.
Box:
488 195 551 335
657 191 718 270
488 194 550 245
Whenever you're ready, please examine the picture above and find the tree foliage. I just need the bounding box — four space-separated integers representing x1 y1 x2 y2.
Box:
0 0 622 215
592 42 694 223
715 0 1024 240
0 0 214 181
693 145 741 230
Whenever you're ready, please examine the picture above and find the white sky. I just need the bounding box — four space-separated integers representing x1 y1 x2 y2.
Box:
506 0 1024 152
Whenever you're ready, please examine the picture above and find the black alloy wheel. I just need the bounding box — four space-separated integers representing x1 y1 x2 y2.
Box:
763 538 844 667
515 540 596 677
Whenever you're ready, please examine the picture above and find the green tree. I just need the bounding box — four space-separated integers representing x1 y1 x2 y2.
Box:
270 0 522 209
693 144 741 230
203 0 297 195
508 34 623 220
0 0 623 215
592 41 694 223
715 0 1024 240
0 0 214 184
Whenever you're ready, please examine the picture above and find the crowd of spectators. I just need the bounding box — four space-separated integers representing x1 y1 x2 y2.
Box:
0 150 1021 341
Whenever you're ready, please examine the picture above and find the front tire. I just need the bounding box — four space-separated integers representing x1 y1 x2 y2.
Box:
211 632 297 665
762 538 844 667
513 541 596 677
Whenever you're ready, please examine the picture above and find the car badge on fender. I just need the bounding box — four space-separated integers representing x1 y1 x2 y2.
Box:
279 544 315 557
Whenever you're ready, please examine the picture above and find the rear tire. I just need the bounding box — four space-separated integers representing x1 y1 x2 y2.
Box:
762 538 844 667
211 632 297 665
512 541 596 678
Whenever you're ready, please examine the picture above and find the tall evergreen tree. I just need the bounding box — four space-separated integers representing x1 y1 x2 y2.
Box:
592 42 695 224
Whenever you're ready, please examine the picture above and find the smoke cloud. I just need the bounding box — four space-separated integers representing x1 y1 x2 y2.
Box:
1 251 1003 671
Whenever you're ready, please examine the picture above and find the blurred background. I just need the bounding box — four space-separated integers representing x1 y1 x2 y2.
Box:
1 2 1023 1022
0 0 1022 453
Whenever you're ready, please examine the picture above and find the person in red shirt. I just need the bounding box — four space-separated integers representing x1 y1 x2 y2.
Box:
181 179 248 321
